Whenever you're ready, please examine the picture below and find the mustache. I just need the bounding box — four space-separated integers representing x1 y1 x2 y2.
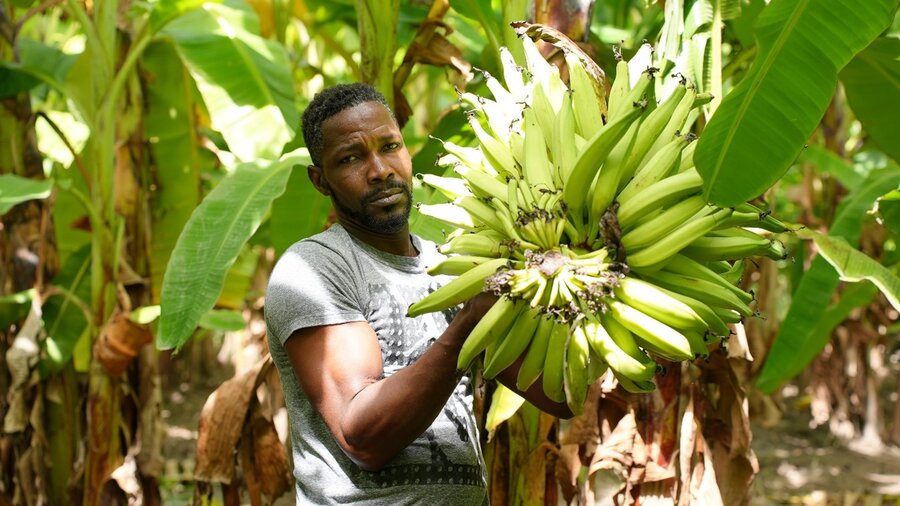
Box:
363 180 411 204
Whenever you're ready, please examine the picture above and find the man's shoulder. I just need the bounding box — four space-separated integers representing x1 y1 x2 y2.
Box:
282 225 357 258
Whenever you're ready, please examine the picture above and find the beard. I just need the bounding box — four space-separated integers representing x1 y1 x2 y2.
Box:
330 180 413 234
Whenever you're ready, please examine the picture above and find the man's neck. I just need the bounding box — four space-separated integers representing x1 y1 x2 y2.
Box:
340 221 417 257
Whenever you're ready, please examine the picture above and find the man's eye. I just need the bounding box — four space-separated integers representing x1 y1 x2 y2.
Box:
339 155 358 164
384 142 400 151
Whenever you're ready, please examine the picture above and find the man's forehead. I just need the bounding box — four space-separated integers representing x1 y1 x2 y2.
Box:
322 102 398 144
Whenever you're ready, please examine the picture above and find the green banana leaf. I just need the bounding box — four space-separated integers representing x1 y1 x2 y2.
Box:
874 189 900 238
840 37 900 165
0 290 34 330
0 39 78 98
142 40 206 303
450 0 502 71
149 0 219 32
216 244 259 309
40 245 92 376
162 0 298 162
0 174 53 214
798 229 900 312
694 0 899 207
198 309 247 331
729 0 765 48
356 0 399 104
485 384 526 436
157 149 310 350
757 168 900 392
811 281 879 345
269 166 331 257
799 145 865 191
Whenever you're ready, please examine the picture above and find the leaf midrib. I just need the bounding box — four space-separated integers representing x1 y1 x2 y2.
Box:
706 0 809 192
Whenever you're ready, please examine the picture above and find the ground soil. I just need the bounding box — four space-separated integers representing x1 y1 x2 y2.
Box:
157 359 900 506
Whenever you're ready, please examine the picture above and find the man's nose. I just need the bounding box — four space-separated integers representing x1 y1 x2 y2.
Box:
367 153 395 182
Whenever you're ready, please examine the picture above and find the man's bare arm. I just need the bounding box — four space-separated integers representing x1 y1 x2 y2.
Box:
283 297 491 472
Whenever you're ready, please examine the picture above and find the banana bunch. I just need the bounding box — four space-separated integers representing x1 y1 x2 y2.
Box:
408 37 789 414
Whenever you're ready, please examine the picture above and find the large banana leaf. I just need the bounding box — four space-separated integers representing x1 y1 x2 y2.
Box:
39 246 92 376
798 229 900 312
0 39 78 98
0 175 52 214
757 168 900 392
840 37 900 164
694 0 899 206
142 40 206 303
162 0 298 162
799 145 865 191
269 166 331 256
157 150 310 350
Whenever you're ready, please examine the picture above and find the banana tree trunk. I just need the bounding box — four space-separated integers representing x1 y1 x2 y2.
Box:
0 44 63 503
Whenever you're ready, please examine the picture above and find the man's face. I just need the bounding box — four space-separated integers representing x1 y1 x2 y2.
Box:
311 101 413 235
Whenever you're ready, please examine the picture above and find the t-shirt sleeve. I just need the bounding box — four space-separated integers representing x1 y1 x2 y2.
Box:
265 241 366 345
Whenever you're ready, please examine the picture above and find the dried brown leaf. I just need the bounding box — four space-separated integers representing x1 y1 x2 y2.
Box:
94 312 153 377
194 358 272 484
249 406 291 501
589 412 637 475
4 301 41 433
554 443 580 503
678 397 696 504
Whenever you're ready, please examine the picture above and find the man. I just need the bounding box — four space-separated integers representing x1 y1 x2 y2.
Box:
265 83 569 505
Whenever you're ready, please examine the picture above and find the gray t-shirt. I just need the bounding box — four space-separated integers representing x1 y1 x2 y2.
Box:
265 224 487 505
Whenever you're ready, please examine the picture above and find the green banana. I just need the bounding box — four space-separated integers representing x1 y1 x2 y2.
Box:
419 173 472 200
682 233 772 261
616 135 688 204
565 324 591 414
564 104 644 219
735 202 791 233
553 89 578 185
712 306 743 324
427 255 499 276
626 207 734 270
662 254 754 304
483 305 542 379
453 164 509 202
439 230 507 257
455 196 509 235
417 202 478 230
652 284 731 337
584 318 657 382
606 300 694 362
613 371 656 393
620 195 710 250
616 167 704 229
499 46 527 102
467 115 517 178
407 257 510 317
587 118 644 235
637 269 753 317
521 106 557 193
613 276 708 332
458 296 525 369
516 315 555 391
619 83 688 178
542 321 569 403
565 51 603 140
605 55 631 122
644 84 696 162
683 330 710 359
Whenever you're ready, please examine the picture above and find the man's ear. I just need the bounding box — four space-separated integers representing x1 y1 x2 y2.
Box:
307 165 330 196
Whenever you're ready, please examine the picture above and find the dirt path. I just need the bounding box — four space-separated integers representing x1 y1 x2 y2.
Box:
751 415 900 504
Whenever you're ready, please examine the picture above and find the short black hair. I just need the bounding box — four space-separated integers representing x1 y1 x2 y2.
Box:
301 83 395 167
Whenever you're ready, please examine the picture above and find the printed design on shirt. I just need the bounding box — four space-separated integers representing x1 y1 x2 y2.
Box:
366 281 454 368
358 281 483 490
